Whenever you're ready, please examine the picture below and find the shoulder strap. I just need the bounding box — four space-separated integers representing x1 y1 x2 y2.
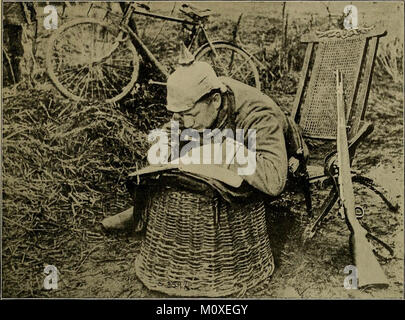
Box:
284 112 309 163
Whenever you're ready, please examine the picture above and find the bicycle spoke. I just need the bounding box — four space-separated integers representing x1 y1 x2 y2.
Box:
59 66 86 86
100 78 109 100
57 71 82 87
111 43 129 55
56 65 85 75
91 22 96 61
229 58 254 79
53 55 65 71
102 63 133 70
92 67 108 100
100 66 121 95
97 70 116 98
66 67 88 92
67 68 89 92
102 78 120 96
209 53 229 75
90 69 94 101
55 36 82 55
99 24 109 54
110 48 134 64
93 69 100 101
84 24 95 57
228 50 236 74
52 48 79 61
239 71 254 83
219 57 233 74
102 68 130 85
103 64 132 80
87 69 98 100
56 68 78 81
85 25 96 57
68 24 87 56
62 66 86 84
218 53 234 74
83 73 91 100
210 48 254 82
77 72 90 98
108 57 134 64
72 68 91 96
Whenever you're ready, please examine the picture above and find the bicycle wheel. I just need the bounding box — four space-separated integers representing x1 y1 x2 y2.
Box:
194 41 260 90
46 18 139 103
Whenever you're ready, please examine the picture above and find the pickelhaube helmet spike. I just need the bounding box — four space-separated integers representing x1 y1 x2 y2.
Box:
178 41 195 66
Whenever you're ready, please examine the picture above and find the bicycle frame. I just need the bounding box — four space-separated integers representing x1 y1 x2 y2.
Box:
119 4 219 81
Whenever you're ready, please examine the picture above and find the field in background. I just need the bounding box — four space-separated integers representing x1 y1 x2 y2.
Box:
5 1 403 86
2 1 404 298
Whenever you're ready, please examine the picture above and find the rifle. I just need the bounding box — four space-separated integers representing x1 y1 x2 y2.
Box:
335 69 389 289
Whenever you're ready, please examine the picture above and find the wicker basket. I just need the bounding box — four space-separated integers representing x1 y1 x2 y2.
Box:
134 176 274 297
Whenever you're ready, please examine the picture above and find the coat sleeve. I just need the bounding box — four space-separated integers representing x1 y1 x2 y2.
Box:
234 103 288 197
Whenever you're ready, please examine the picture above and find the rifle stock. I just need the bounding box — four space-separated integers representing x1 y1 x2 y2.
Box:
335 70 388 289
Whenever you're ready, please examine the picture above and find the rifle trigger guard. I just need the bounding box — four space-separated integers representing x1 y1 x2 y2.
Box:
355 206 365 219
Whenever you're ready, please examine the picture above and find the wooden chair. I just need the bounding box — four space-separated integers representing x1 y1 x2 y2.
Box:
289 27 398 237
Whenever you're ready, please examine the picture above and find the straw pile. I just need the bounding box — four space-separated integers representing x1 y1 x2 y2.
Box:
2 86 169 296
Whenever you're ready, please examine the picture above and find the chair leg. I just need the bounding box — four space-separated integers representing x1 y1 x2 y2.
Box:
352 174 399 212
304 187 339 240
301 174 313 217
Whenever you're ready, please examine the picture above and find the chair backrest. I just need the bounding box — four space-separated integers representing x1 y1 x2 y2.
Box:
291 27 387 142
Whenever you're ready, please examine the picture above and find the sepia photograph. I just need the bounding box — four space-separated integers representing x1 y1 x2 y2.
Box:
1 1 404 300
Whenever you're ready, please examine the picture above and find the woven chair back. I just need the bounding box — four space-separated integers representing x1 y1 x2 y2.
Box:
292 28 387 141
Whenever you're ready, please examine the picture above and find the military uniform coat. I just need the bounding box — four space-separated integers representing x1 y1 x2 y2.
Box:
218 77 289 197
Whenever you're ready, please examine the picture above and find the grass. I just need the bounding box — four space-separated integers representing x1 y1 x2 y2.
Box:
1 85 158 296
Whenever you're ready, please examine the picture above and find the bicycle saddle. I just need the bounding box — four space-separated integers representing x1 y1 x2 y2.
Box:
136 3 150 11
180 3 212 19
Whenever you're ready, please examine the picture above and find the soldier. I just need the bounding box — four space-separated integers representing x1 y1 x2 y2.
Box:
102 47 306 231
3 2 37 86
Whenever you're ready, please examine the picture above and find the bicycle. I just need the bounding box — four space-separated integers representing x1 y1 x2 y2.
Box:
46 3 260 103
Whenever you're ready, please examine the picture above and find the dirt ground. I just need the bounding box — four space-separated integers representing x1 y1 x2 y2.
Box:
2 2 404 299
